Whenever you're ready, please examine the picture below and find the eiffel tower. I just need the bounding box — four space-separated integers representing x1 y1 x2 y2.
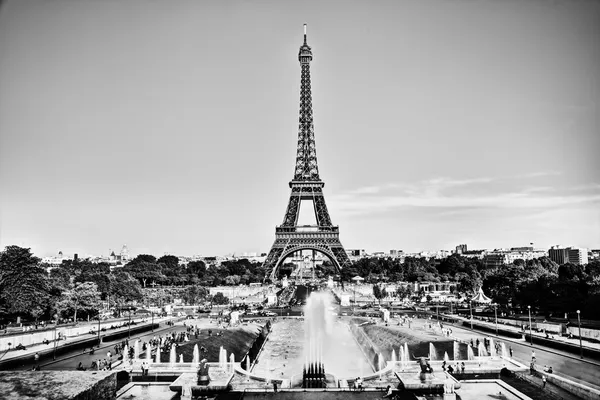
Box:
263 25 351 282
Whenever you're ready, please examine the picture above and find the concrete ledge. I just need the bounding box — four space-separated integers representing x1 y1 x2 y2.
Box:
544 372 600 400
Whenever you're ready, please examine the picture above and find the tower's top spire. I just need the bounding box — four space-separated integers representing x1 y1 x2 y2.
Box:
303 23 307 44
298 24 312 64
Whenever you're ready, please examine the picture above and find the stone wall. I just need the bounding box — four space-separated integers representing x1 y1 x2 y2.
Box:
348 323 379 372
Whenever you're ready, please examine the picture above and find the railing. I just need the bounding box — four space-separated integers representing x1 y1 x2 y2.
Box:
276 226 339 234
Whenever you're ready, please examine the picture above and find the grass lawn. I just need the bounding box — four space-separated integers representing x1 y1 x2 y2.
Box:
160 325 264 363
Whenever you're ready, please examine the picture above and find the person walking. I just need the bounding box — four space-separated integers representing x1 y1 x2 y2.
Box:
509 346 513 358
542 375 547 388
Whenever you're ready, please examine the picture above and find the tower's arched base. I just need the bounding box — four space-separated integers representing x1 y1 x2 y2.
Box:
262 227 351 281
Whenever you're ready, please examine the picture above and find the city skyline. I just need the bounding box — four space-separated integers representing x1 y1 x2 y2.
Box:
1 0 599 258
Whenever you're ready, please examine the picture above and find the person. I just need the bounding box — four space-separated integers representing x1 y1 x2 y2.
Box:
461 362 465 374
355 376 363 391
34 352 39 364
531 350 536 362
509 346 513 358
382 385 394 398
447 365 454 374
542 374 547 388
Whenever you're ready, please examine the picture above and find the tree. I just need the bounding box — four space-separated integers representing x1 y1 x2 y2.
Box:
109 271 143 313
157 255 179 269
372 284 384 305
181 285 209 305
0 246 49 319
56 282 101 322
212 292 229 305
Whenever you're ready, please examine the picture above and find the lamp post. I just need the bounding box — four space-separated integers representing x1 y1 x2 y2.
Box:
577 310 583 359
97 309 101 348
469 301 473 330
151 312 154 333
494 303 498 336
127 307 132 339
528 305 533 346
52 314 58 360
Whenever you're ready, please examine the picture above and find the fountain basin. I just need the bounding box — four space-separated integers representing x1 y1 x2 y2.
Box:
169 366 234 394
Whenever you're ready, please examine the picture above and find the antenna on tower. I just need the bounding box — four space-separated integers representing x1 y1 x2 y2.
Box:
303 24 307 44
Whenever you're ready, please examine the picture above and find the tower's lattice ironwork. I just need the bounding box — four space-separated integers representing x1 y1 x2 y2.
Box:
263 25 351 281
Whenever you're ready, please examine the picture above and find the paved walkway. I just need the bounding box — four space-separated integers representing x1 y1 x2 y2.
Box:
0 317 171 365
449 314 600 351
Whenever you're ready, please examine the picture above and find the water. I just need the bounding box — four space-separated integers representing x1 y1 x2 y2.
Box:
134 340 140 360
453 341 459 361
489 338 496 358
391 349 397 363
123 345 129 365
169 344 176 364
155 346 161 363
477 342 487 357
192 344 199 364
251 291 370 379
501 343 508 358
443 351 450 362
467 345 475 361
146 344 152 364
429 343 437 360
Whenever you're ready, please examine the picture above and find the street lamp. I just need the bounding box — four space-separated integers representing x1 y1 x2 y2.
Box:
469 301 474 330
127 307 132 339
151 312 154 333
528 305 533 346
577 310 583 359
494 303 498 336
52 314 58 360
97 309 101 348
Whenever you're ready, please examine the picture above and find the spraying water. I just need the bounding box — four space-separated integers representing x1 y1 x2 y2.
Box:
429 343 437 361
170 344 177 365
477 342 487 357
123 345 129 365
453 341 459 361
467 345 475 361
501 343 508 358
391 349 397 363
444 351 450 362
146 344 152 364
155 346 160 363
302 291 332 388
134 340 140 360
489 338 496 358
192 344 199 364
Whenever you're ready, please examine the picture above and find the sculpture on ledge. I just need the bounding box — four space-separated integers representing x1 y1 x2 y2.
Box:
197 358 210 386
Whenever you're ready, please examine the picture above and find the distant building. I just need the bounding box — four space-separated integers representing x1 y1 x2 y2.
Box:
549 246 588 265
568 248 588 265
455 244 468 254
483 253 508 267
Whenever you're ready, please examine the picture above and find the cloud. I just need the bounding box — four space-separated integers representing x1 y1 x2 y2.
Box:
329 176 600 216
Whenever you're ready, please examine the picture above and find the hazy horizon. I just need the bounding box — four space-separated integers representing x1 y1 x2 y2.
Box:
1 0 599 258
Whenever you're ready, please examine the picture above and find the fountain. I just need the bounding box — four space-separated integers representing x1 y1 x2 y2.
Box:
453 341 459 361
218 347 227 369
133 340 140 360
192 344 199 365
478 342 487 357
122 345 129 365
170 344 177 365
146 344 152 364
429 343 437 361
391 349 397 363
179 354 184 363
246 356 251 381
302 292 329 388
229 353 235 373
155 346 161 363
501 343 508 358
444 351 450 362
489 338 496 358
467 345 475 361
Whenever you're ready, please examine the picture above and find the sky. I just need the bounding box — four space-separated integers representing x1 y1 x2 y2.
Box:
0 0 599 258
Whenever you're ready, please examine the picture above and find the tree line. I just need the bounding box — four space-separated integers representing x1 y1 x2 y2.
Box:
1 245 599 324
